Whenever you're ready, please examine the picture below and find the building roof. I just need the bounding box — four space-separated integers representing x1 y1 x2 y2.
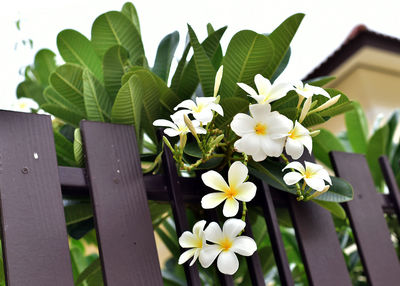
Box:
304 25 400 80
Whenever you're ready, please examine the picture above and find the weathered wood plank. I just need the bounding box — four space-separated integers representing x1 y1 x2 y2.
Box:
0 110 74 285
81 121 162 286
331 151 400 285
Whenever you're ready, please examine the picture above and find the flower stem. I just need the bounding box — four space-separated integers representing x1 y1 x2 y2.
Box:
281 154 303 201
241 202 247 222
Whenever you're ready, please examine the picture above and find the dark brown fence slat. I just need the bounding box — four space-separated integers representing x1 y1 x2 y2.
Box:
331 151 400 285
161 146 202 286
243 217 266 286
259 183 294 286
379 156 400 219
288 151 351 286
81 121 163 286
0 111 74 285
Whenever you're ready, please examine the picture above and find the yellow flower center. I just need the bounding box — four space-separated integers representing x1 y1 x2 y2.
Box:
254 123 267 135
220 237 233 252
304 170 314 179
195 237 203 248
178 125 189 133
192 103 205 113
261 94 271 103
288 129 298 139
225 187 238 199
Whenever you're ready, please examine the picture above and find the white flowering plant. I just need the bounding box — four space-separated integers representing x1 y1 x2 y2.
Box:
17 2 354 282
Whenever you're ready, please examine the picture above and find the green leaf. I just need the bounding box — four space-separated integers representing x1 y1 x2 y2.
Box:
43 86 85 117
263 13 304 79
83 69 112 122
49 64 86 115
345 101 368 154
76 258 103 286
366 125 389 187
64 202 93 225
170 43 191 93
41 104 85 127
54 130 77 166
16 80 46 105
121 2 141 35
74 128 84 167
34 49 57 86
306 76 336 87
220 30 274 98
313 129 345 168
187 25 216 98
176 27 226 100
152 31 179 82
313 200 346 219
314 176 353 202
206 23 223 69
215 97 249 129
91 11 145 65
385 109 400 155
270 47 290 82
57 29 103 81
103 45 129 101
111 70 166 143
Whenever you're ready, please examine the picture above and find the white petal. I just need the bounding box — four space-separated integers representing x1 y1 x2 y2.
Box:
293 80 304 89
201 192 227 209
201 171 229 192
192 220 207 237
261 137 285 157
254 74 271 95
174 99 196 110
267 112 293 134
209 103 224 116
179 232 199 248
228 161 248 187
269 82 292 101
153 119 177 129
293 121 310 135
251 148 268 162
199 244 221 268
304 161 323 174
305 177 325 192
193 109 213 123
164 128 181 137
316 168 332 185
231 236 257 256
231 113 256 136
237 82 258 97
190 249 201 266
249 104 271 121
196 97 216 105
235 182 257 202
222 218 246 239
217 251 239 275
283 161 305 173
195 126 207 134
308 85 330 98
223 198 239 217
283 172 303 185
285 138 304 160
234 135 262 156
204 222 223 244
178 248 197 265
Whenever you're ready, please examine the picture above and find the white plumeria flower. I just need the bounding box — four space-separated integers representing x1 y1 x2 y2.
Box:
282 121 312 160
153 110 206 137
214 65 223 97
10 98 39 113
201 161 257 217
231 104 292 162
178 220 207 266
293 80 330 99
174 97 224 125
283 161 332 192
200 219 257 275
237 74 292 105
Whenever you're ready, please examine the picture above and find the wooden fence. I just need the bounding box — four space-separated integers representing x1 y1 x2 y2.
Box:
1 110 400 285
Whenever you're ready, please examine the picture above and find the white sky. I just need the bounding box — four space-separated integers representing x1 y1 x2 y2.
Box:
1 0 400 109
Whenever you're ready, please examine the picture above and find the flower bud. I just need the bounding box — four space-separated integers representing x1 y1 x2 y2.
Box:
311 95 341 113
214 65 223 97
299 96 312 123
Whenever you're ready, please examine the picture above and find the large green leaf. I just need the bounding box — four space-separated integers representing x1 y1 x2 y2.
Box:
54 130 77 166
64 201 93 225
313 200 346 219
345 101 368 154
49 64 86 115
313 129 345 168
16 80 46 105
111 70 165 142
263 13 304 79
385 109 400 155
74 128 84 167
121 2 141 35
91 11 145 65
366 125 389 187
314 176 353 202
206 23 223 69
270 47 290 82
152 31 179 82
306 76 336 87
170 43 191 93
176 27 226 100
103 45 129 101
76 258 103 286
187 25 216 98
41 104 85 127
43 86 85 117
57 29 103 81
219 30 274 98
33 49 57 86
83 69 112 122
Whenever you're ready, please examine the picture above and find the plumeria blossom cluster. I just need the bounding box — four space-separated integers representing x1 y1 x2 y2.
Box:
153 66 340 274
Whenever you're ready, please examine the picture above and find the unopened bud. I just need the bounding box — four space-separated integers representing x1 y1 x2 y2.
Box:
299 96 312 123
311 95 341 113
162 136 174 152
210 134 224 147
307 185 330 200
310 130 320 137
214 65 223 97
183 114 198 138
